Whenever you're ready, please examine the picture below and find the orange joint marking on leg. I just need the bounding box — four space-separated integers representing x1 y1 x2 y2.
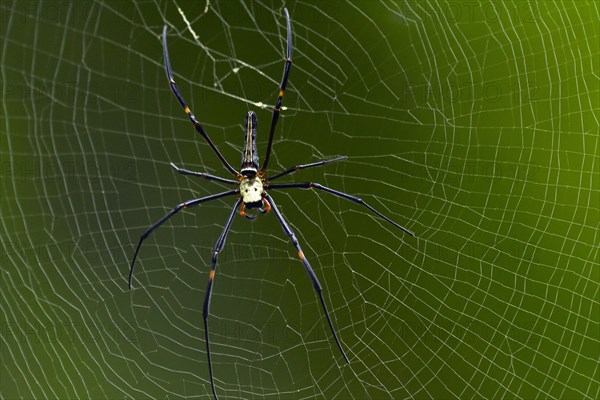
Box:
184 106 190 114
209 269 215 280
279 89 284 97
262 198 271 213
298 250 305 260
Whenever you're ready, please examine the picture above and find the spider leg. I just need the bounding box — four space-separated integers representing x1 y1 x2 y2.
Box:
170 163 238 185
265 156 347 181
265 182 414 236
202 198 241 400
264 193 350 364
258 196 272 214
238 202 257 220
128 189 239 289
260 8 292 174
162 25 240 177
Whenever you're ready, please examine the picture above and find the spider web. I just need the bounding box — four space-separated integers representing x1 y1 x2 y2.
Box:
1 0 599 399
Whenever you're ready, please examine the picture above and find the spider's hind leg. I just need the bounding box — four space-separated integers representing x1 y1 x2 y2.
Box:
202 198 242 400
264 193 350 364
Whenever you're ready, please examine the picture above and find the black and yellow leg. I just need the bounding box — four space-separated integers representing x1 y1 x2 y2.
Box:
260 8 293 174
128 190 239 289
202 198 241 400
162 25 239 177
264 156 348 182
170 163 238 185
265 182 414 236
264 193 350 364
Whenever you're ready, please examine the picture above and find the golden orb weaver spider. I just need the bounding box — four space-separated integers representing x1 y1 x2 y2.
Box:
128 8 414 399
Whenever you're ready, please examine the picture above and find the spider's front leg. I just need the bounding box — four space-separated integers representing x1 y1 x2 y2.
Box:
260 8 293 174
162 25 239 177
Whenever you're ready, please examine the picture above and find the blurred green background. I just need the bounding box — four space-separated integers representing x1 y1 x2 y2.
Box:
1 1 598 399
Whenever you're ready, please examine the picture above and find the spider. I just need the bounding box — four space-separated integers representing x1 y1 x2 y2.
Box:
128 8 413 399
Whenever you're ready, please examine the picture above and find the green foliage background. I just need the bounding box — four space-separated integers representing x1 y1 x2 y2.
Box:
1 1 598 399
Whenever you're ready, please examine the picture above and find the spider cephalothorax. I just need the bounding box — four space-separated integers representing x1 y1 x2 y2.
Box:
239 175 264 209
128 8 413 400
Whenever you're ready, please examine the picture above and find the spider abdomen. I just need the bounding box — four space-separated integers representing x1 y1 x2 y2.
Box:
240 176 264 208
